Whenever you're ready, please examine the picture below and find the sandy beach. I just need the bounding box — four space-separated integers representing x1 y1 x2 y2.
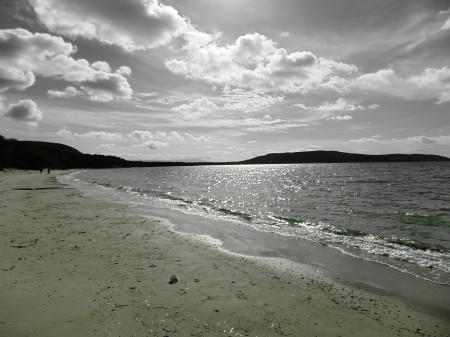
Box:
1 170 449 337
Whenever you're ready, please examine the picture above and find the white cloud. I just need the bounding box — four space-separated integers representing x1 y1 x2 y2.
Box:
295 98 369 122
227 145 246 151
168 131 184 142
350 67 450 104
92 61 111 73
0 29 72 93
442 17 450 30
242 117 306 132
163 89 283 115
184 133 209 143
130 130 209 143
143 140 169 150
30 0 189 51
0 29 133 101
296 98 365 112
350 135 446 146
57 128 123 140
116 66 132 77
406 67 450 104
129 130 155 141
82 131 124 140
48 86 82 98
233 33 277 67
78 72 132 102
327 115 353 121
165 32 358 94
244 122 306 132
439 8 450 31
172 97 218 119
166 28 450 103
4 99 42 124
165 58 190 75
0 68 35 93
219 88 284 112
55 128 75 139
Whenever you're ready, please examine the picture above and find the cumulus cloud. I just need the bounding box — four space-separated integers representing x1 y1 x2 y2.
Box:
30 0 189 51
0 28 72 92
143 140 169 150
0 28 133 101
91 61 111 73
56 128 123 140
184 133 209 142
168 131 184 142
233 33 276 67
349 67 450 104
166 29 450 103
129 130 155 141
296 98 365 112
116 66 132 76
172 97 218 119
350 136 382 144
327 115 353 121
130 130 210 144
0 68 35 92
130 130 176 141
4 99 42 124
406 67 450 104
165 32 358 94
47 71 132 102
78 72 132 102
48 86 82 98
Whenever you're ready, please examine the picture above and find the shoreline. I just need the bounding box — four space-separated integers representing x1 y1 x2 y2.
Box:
64 170 450 319
1 170 449 336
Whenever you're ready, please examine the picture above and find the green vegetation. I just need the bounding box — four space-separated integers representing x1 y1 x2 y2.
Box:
333 228 368 237
274 216 306 226
395 213 450 228
388 238 447 253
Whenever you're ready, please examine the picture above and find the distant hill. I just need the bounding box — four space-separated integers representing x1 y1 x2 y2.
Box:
1 135 448 170
239 150 450 164
0 135 129 170
0 135 206 169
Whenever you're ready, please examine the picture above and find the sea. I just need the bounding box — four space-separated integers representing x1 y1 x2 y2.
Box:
60 162 450 312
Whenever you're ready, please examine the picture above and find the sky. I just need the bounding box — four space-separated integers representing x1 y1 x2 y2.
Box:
1 0 450 161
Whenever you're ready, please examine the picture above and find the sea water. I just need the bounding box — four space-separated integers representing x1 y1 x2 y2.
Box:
62 162 450 289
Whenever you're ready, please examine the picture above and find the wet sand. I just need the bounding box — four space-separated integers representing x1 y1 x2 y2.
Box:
1 170 449 336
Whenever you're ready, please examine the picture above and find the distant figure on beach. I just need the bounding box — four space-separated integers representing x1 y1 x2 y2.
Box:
47 168 51 174
40 168 43 174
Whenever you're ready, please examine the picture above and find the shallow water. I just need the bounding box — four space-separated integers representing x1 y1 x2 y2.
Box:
69 163 450 287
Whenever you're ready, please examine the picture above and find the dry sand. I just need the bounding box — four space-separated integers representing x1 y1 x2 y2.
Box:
0 170 449 337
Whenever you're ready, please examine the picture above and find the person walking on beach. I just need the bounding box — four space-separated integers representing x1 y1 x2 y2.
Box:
47 168 51 174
